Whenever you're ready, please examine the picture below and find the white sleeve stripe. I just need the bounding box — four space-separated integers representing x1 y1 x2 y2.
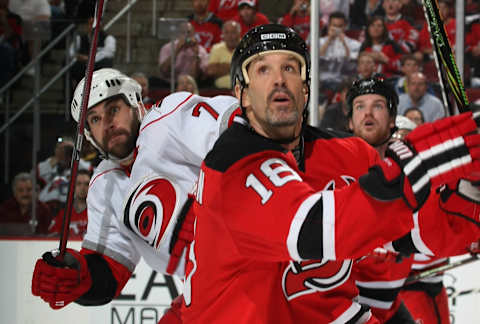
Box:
355 278 406 289
357 296 394 310
287 192 322 261
330 302 363 324
410 211 434 256
322 190 336 260
405 136 464 176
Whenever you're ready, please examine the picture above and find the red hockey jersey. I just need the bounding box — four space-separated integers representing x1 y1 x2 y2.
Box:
182 123 424 323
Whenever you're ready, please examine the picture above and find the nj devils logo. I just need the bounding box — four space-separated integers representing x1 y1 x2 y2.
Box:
124 176 179 249
282 259 352 300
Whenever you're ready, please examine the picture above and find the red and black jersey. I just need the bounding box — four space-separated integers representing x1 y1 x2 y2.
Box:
208 0 239 21
182 122 420 323
189 13 223 53
385 17 418 53
417 19 456 52
278 13 311 41
361 40 404 77
232 12 270 36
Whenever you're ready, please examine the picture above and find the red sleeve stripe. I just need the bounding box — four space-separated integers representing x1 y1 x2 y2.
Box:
140 93 194 133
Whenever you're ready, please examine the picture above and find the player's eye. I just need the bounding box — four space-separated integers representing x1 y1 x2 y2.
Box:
88 115 100 125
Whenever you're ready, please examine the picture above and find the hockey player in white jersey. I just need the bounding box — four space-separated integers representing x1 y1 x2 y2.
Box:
31 68 240 316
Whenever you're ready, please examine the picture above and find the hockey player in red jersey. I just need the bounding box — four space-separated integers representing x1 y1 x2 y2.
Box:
347 79 416 323
181 24 480 323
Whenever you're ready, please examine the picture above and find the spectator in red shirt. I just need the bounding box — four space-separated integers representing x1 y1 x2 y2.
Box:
232 0 269 36
48 169 91 239
189 0 223 52
277 0 311 41
383 0 418 53
0 172 52 235
360 16 404 78
208 0 239 22
466 20 480 86
415 0 455 63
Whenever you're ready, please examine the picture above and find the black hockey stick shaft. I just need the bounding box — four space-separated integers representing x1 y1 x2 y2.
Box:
422 0 470 114
405 254 479 285
58 0 106 260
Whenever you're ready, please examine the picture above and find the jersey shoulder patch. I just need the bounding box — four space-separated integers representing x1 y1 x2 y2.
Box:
204 122 287 172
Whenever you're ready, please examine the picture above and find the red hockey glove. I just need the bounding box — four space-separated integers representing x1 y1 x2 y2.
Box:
167 195 195 275
439 179 480 227
31 248 92 309
360 112 480 210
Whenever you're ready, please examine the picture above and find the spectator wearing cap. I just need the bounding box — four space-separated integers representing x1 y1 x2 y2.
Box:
232 0 269 36
188 0 223 53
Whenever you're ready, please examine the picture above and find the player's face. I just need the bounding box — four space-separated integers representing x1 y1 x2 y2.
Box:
74 174 90 201
239 52 308 142
86 97 140 159
14 180 33 208
349 94 394 146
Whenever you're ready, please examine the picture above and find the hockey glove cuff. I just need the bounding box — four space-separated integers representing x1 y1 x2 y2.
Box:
31 248 92 309
439 179 480 227
360 112 480 210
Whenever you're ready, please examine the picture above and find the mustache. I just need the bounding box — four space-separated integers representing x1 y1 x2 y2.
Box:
103 129 130 147
267 87 295 103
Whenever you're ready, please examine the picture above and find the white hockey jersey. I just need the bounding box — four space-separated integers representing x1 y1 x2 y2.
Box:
82 92 240 276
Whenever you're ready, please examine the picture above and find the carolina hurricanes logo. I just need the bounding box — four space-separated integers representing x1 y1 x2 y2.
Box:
282 260 352 300
124 176 178 249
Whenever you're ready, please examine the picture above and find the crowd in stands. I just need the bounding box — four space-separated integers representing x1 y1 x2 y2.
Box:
3 0 480 237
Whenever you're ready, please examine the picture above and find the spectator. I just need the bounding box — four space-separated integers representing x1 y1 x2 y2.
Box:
208 0 239 22
349 0 384 30
277 0 311 41
400 0 424 29
157 21 209 89
356 51 380 79
393 54 420 94
415 0 455 63
360 16 404 78
403 106 425 126
130 72 154 108
398 72 445 122
258 0 293 24
383 0 418 54
319 77 353 133
318 0 350 28
392 114 417 141
206 20 241 89
318 11 361 89
189 0 222 53
0 0 24 73
48 169 91 238
466 20 480 87
37 136 91 216
69 11 116 87
9 0 50 74
176 73 199 94
232 0 269 36
0 172 52 235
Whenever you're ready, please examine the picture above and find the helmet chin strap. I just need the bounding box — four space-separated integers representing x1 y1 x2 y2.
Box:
371 126 398 148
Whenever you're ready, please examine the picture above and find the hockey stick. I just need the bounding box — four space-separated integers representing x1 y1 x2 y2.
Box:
421 0 470 114
57 0 106 260
404 253 479 285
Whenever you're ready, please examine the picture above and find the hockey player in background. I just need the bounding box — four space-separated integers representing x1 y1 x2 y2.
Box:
347 78 416 323
181 24 480 323
30 68 241 323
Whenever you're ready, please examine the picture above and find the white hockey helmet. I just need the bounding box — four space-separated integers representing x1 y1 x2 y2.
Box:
71 68 143 159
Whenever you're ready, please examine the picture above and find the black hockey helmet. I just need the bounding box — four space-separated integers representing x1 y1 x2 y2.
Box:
230 23 310 90
346 77 398 117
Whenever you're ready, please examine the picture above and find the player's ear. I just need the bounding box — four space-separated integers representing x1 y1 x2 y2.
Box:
235 84 251 108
